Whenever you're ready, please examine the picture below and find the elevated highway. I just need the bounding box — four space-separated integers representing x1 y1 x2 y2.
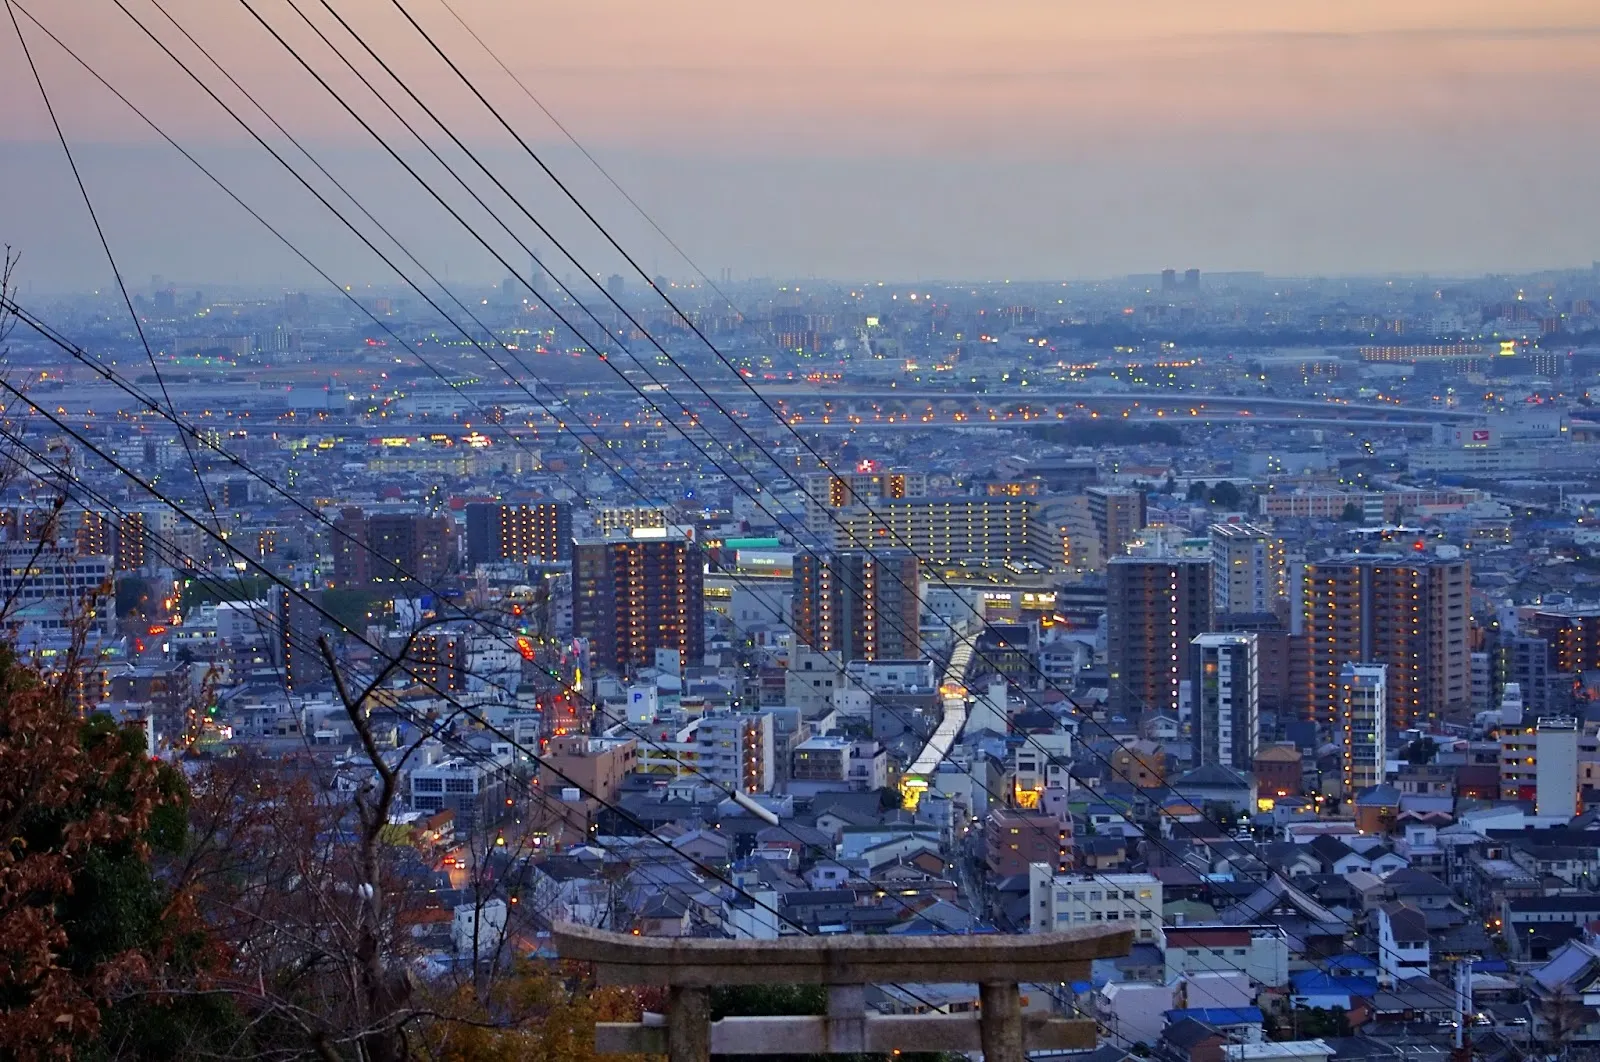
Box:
901 627 978 807
584 382 1481 422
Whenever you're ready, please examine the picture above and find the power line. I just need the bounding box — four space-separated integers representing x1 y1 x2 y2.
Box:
330 13 1479 1010
6 0 992 959
0 10 998 927
0 400 830 947
5 0 235 582
34 0 1472 1017
0 390 983 1020
4 293 981 943
248 15 1471 1014
3 286 1452 1017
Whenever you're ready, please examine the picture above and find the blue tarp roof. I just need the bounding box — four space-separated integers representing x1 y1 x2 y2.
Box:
1291 970 1378 997
1164 1007 1264 1026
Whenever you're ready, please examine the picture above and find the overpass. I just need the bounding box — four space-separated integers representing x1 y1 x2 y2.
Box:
787 415 1439 433
582 383 1482 422
901 627 978 808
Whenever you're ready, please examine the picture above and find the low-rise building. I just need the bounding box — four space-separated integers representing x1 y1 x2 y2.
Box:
1027 866 1162 942
985 808 1071 877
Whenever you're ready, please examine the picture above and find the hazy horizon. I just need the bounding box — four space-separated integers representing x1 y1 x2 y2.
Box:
4 0 1599 292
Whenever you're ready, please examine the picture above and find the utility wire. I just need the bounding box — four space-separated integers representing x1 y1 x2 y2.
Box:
34 0 1472 1017
5 294 990 946
9 4 985 953
358 11 1480 1012
4 291 1434 1017
0 398 853 951
5 0 238 587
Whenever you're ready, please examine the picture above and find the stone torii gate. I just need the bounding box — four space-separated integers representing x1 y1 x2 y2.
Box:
553 923 1133 1062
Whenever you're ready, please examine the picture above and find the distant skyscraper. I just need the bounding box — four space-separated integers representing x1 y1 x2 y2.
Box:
1302 555 1470 730
1504 634 1564 716
1339 663 1387 793
1086 487 1146 566
1107 555 1213 716
573 529 704 673
606 273 626 300
1184 268 1201 291
594 506 669 535
1160 269 1177 292
464 502 571 567
792 549 921 662
73 510 116 560
1209 523 1286 615
117 511 150 572
1191 633 1260 770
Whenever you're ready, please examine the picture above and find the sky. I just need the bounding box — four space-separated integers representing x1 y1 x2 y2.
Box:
3 0 1600 292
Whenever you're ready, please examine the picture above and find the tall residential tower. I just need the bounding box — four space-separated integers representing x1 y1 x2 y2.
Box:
1107 554 1213 715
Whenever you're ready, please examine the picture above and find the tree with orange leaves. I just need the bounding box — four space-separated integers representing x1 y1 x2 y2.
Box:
0 643 220 1060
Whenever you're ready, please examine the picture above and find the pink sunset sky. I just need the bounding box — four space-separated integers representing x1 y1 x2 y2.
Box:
4 0 1599 288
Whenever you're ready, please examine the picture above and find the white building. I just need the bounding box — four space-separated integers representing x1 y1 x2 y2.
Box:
453 898 508 959
635 710 776 794
1164 924 1290 988
1191 633 1260 770
1210 523 1286 614
785 645 843 717
1340 663 1388 792
408 748 515 833
1027 866 1162 943
1375 902 1429 985
1536 716 1579 820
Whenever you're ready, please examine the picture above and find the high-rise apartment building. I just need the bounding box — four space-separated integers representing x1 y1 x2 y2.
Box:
830 497 1054 568
406 630 471 694
634 710 775 794
73 510 116 560
331 508 458 588
573 529 704 673
1107 555 1213 715
1086 487 1147 565
1302 555 1470 730
1191 633 1260 770
367 513 456 587
802 461 926 534
1504 635 1563 717
114 510 161 572
1339 663 1387 792
271 585 328 691
1528 609 1600 676
1209 523 1286 615
464 502 571 567
791 549 921 662
1214 612 1290 715
63 508 163 576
